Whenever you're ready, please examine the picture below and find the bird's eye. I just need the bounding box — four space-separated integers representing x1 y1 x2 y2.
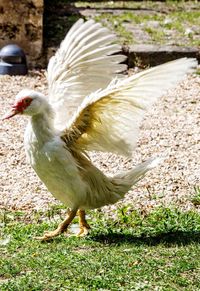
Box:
24 98 31 104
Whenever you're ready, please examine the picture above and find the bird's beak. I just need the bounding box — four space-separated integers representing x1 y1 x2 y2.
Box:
2 107 20 120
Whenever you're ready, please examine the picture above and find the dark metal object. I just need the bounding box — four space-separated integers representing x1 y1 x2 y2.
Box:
0 44 28 75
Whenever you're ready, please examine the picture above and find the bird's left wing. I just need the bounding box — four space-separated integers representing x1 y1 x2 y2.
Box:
61 58 197 156
47 19 127 130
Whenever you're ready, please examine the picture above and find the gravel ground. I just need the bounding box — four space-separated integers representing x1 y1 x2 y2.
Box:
0 70 200 214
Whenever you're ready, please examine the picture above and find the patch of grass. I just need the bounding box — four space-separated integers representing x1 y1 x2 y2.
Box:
89 3 200 46
75 1 146 9
144 26 166 43
0 206 200 290
44 1 200 51
196 68 200 76
75 1 197 11
95 13 134 45
191 186 200 206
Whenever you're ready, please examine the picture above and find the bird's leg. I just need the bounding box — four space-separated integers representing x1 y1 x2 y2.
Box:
77 209 91 237
34 209 77 241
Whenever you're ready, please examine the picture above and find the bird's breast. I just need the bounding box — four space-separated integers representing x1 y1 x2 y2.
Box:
24 124 87 208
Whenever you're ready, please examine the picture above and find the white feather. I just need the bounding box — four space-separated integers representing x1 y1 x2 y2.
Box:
47 19 127 130
64 58 197 156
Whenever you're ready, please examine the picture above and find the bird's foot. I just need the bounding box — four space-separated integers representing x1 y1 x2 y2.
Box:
76 226 90 237
34 209 77 241
76 209 91 237
76 224 90 237
34 226 65 241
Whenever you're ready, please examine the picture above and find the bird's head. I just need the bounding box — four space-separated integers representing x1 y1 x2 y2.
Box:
2 89 49 120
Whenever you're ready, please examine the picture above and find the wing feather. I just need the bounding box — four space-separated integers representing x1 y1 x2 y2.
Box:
47 19 127 129
61 58 197 156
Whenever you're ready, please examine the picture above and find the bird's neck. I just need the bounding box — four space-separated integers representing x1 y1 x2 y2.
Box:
29 107 55 145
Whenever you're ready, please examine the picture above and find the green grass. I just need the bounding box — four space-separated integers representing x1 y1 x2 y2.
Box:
44 1 200 49
191 186 200 206
0 206 200 290
75 1 197 10
94 10 200 46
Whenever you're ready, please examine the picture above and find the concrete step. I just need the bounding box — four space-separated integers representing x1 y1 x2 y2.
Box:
126 44 200 67
47 44 199 69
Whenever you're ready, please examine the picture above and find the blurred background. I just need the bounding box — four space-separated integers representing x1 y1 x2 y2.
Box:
0 0 199 68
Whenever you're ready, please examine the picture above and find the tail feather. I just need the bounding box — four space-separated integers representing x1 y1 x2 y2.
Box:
111 157 162 198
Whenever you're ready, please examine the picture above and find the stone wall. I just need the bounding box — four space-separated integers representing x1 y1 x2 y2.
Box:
0 0 43 68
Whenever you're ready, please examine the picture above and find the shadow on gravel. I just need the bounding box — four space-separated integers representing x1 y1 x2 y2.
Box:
90 231 200 246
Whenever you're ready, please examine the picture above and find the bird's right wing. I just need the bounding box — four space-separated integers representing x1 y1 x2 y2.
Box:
61 58 197 156
47 19 127 130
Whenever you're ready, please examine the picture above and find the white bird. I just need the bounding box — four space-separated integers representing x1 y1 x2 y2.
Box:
3 19 197 240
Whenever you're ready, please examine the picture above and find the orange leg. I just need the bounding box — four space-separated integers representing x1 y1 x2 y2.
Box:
77 209 91 237
34 209 77 241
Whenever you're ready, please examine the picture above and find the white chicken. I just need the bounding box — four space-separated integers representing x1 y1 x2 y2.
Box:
3 19 197 240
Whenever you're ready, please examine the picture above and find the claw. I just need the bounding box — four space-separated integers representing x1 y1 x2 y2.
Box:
34 235 52 241
33 209 77 241
34 230 61 241
33 234 52 241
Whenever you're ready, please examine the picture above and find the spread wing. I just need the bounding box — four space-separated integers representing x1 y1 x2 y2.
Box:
47 19 127 130
61 58 197 156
